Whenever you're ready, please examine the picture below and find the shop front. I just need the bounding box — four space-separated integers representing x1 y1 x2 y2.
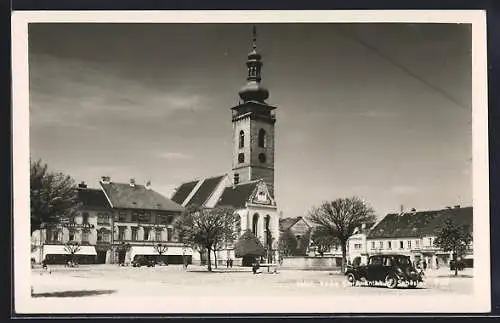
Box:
43 244 98 264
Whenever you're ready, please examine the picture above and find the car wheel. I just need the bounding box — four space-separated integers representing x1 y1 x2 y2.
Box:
346 273 356 286
385 275 398 289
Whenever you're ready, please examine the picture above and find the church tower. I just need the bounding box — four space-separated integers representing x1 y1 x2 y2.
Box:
231 26 277 196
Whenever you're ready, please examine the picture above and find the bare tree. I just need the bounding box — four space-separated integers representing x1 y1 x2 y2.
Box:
311 226 338 257
153 243 168 265
308 197 376 274
30 159 79 233
175 206 236 272
64 241 81 265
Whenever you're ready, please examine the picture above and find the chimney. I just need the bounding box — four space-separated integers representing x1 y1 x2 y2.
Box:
145 180 151 190
446 206 452 210
130 178 136 187
410 208 416 214
100 176 111 184
361 223 366 231
78 181 87 188
233 173 240 186
454 205 461 209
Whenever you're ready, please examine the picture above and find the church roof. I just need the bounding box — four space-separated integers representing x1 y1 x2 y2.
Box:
100 181 184 212
279 217 311 232
77 187 111 209
185 175 225 207
367 206 473 239
216 181 260 209
171 180 198 205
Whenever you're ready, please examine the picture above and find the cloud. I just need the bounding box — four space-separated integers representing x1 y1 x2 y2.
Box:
390 185 420 195
158 152 192 160
29 54 206 130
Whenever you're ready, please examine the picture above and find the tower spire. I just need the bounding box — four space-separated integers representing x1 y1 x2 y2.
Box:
238 25 269 103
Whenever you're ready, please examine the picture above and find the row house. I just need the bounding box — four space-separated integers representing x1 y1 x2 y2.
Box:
99 177 186 265
31 177 186 265
366 206 473 269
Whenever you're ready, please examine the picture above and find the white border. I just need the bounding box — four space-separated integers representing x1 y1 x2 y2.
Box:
12 10 489 314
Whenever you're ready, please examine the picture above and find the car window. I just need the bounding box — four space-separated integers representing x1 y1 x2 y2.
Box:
396 256 410 266
369 256 383 265
384 257 394 266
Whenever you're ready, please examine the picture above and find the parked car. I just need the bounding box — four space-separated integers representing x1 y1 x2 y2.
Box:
132 256 155 267
345 254 424 289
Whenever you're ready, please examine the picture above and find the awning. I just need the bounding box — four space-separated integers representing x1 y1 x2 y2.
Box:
129 245 193 259
43 244 97 258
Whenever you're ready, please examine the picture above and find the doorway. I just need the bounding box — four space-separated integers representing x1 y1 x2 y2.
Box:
97 251 107 264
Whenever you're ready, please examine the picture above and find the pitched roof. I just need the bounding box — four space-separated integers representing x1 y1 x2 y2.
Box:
171 180 199 205
216 181 259 209
367 206 473 239
279 217 303 231
185 175 225 207
77 188 111 209
100 182 184 212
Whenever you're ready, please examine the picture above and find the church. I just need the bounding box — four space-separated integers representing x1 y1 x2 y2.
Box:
170 27 281 266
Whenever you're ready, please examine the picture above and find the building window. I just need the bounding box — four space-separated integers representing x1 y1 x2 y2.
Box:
407 240 412 249
155 229 162 241
238 153 245 164
239 130 244 148
82 212 89 224
97 213 110 225
118 227 126 241
143 227 151 241
371 241 375 249
388 241 392 249
118 211 127 222
82 230 90 243
416 240 420 248
354 243 362 249
252 213 259 235
258 129 267 148
258 153 266 163
131 227 138 241
399 241 404 249
167 227 174 242
68 230 76 242
379 241 383 249
131 212 138 222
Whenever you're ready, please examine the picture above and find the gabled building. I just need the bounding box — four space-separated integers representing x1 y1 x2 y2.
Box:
367 206 473 268
279 216 312 256
99 177 185 265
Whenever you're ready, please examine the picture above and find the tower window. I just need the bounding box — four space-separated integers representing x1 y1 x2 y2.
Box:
238 153 245 164
239 130 244 148
258 153 266 163
252 213 259 235
258 129 266 148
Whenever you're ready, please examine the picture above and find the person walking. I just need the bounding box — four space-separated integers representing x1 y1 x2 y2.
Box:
229 258 233 268
423 259 428 271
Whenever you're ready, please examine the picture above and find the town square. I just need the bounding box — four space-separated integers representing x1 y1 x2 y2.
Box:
14 12 490 314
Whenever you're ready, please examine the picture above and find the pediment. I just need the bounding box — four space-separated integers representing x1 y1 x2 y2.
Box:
249 180 275 206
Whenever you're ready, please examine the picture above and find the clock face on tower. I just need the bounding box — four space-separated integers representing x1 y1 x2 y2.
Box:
258 153 266 163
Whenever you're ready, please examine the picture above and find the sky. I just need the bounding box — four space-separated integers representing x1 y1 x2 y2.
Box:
28 23 472 219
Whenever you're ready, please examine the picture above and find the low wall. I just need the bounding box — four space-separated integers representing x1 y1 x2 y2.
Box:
281 256 342 270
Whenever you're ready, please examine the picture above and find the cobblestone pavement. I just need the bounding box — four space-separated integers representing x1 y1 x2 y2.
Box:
30 265 473 298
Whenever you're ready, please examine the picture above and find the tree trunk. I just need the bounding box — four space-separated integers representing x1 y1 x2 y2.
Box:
455 267 458 276
207 247 212 272
340 241 348 274
214 250 218 269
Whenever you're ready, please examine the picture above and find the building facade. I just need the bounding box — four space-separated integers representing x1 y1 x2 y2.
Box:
366 206 473 269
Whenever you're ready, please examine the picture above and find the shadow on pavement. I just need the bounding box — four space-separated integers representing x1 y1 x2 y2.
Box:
32 289 116 298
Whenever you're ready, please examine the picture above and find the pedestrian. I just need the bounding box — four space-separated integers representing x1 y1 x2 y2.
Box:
229 258 233 268
226 259 230 268
423 259 427 271
435 258 439 269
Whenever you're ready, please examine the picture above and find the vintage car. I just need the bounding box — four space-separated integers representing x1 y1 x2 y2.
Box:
345 254 424 289
132 256 156 267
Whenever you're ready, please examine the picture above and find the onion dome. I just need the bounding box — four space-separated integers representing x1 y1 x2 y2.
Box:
238 26 270 103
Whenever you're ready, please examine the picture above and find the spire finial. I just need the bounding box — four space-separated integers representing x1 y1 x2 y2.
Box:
252 25 257 50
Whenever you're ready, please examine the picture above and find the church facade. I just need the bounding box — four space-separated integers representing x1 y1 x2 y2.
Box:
171 27 281 265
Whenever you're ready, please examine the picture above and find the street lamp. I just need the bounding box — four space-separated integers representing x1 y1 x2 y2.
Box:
154 243 168 265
